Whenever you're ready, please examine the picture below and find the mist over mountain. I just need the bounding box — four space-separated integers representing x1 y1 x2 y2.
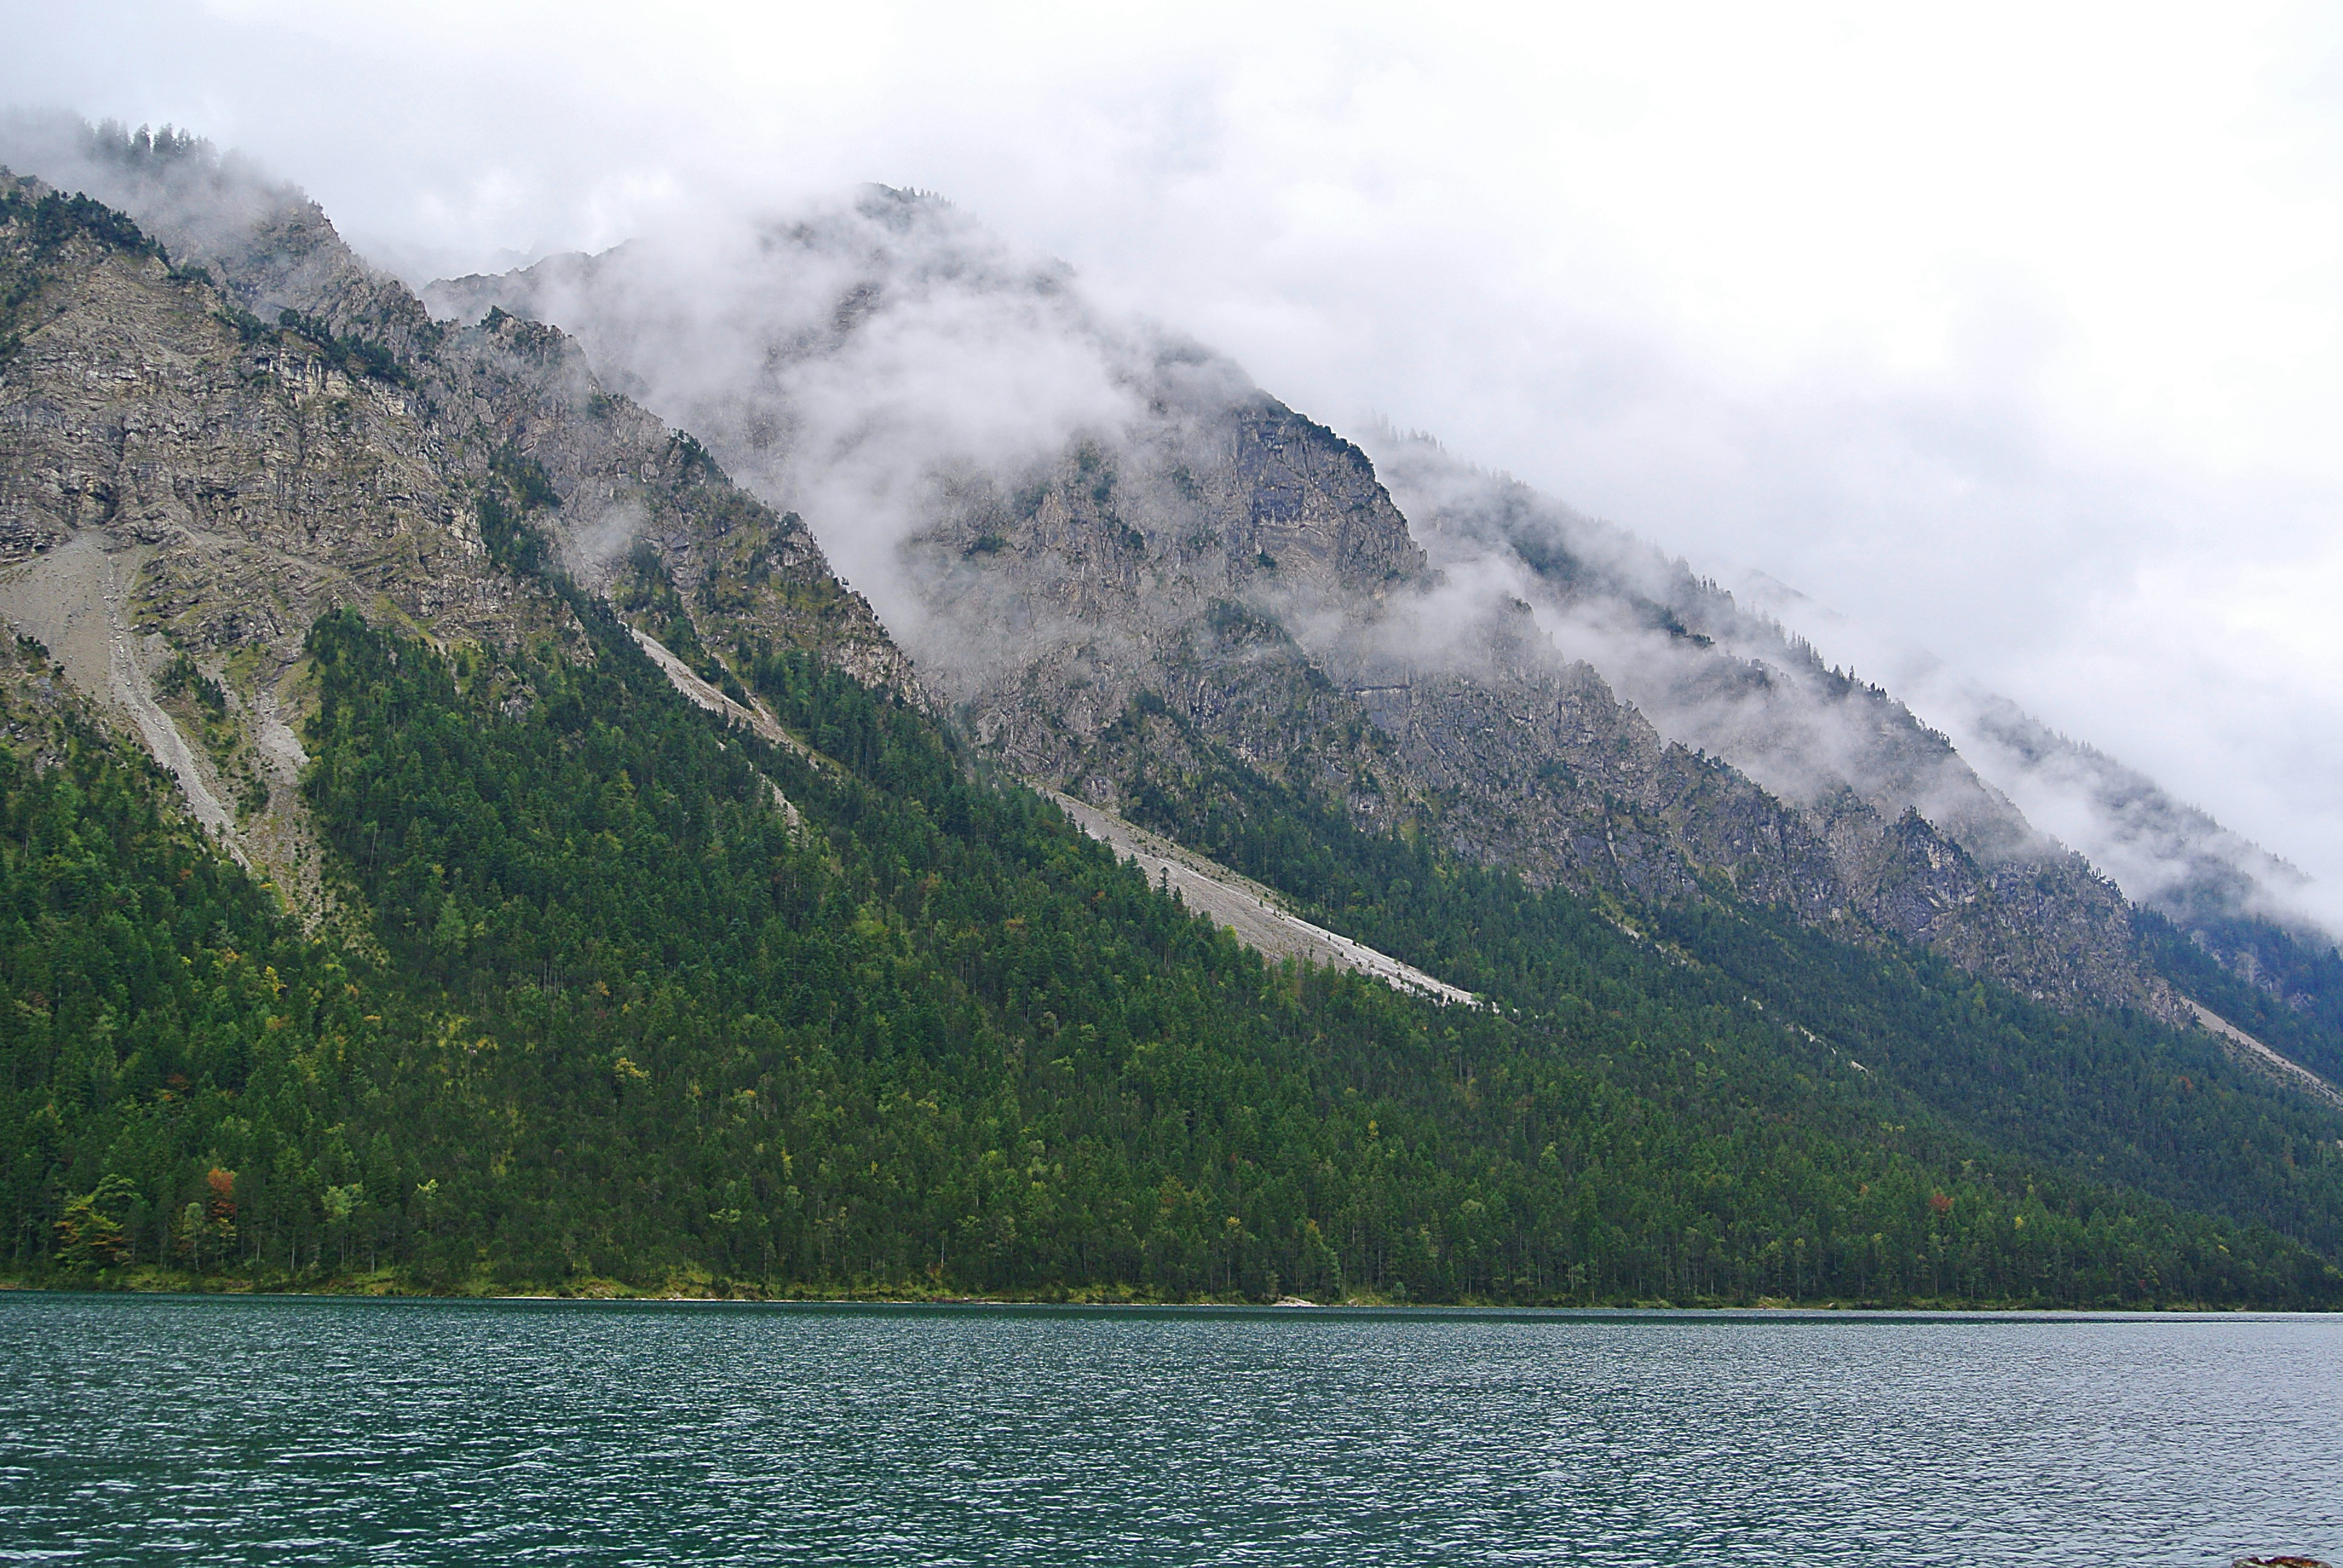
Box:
1366 436 2341 948
23 107 2315 972
7 117 2343 1308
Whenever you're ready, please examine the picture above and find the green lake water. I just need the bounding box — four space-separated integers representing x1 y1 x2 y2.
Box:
0 1295 2336 1564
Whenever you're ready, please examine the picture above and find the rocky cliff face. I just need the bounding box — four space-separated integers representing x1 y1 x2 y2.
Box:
0 146 905 918
1363 431 2343 1016
1352 434 2167 1010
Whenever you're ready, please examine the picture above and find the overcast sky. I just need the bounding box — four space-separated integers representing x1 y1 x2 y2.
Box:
8 0 2342 907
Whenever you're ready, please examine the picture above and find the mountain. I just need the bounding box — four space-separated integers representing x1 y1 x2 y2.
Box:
0 131 901 925
1356 434 2343 1083
5 121 2343 1305
427 190 2343 1051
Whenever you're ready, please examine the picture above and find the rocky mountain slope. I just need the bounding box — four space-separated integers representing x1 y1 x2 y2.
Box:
1364 432 2343 1039
0 137 902 920
424 189 2339 1047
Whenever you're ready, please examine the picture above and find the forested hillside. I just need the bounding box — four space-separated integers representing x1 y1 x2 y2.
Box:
7 596 2343 1305
1109 709 2343 1250
6 140 2343 1310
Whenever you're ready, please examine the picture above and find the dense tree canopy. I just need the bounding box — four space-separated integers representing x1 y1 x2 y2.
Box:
6 603 2342 1307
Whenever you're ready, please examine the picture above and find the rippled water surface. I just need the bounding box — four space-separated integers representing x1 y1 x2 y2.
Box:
1 1296 2338 1564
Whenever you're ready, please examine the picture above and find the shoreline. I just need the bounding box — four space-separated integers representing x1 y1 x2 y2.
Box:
2 1275 2325 1316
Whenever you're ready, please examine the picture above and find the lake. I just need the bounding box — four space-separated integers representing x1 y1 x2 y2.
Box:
0 1296 2336 1564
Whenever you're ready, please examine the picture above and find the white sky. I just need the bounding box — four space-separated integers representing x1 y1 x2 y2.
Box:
9 0 2343 900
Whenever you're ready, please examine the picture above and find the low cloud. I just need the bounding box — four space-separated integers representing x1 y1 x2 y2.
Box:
427 192 1147 639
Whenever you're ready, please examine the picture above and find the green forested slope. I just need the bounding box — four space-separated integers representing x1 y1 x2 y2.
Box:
6 607 2342 1306
1110 708 2343 1255
2134 906 2343 1085
0 640 383 1276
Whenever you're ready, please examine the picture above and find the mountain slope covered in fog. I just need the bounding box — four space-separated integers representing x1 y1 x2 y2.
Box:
1364 433 2343 1077
426 188 2343 1077
4 122 2343 1305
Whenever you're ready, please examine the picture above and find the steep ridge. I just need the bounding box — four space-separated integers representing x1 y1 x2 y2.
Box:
1367 434 2343 1061
421 191 2343 1057
0 143 900 921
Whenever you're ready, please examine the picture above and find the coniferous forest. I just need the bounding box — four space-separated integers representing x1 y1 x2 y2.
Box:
7 586 2343 1307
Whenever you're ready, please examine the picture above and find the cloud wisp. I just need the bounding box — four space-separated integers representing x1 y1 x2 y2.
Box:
424 190 1149 638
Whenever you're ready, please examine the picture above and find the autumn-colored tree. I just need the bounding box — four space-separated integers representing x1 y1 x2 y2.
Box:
205 1168 238 1251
